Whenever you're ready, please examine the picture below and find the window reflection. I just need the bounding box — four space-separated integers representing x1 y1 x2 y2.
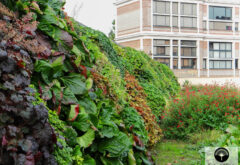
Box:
209 6 232 20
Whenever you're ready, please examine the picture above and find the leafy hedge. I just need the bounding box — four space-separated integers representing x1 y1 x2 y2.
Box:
162 85 240 139
1 0 180 164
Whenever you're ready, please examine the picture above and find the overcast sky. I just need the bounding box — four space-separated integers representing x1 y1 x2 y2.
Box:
65 0 116 35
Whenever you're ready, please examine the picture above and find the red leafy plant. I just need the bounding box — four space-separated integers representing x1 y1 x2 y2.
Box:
162 84 240 139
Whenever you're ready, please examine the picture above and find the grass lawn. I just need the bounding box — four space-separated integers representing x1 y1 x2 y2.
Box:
151 140 201 165
151 130 223 165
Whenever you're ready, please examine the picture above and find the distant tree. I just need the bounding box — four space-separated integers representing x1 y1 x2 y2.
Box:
108 20 115 40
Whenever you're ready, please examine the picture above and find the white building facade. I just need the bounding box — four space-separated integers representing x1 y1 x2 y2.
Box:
115 0 240 78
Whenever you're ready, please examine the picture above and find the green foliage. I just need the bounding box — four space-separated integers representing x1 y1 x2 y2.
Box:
77 129 95 148
2 0 180 163
98 132 132 157
113 46 180 118
49 110 83 165
121 107 148 145
162 85 240 139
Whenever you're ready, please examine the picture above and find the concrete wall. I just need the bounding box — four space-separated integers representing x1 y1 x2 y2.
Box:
143 39 152 56
143 0 151 31
179 77 240 87
173 69 198 78
118 39 141 49
117 1 140 36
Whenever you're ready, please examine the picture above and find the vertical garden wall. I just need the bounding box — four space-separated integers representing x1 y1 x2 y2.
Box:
0 0 180 164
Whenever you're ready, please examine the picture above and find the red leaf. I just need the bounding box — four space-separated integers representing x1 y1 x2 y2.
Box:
34 151 42 162
2 136 8 146
80 65 87 78
57 104 61 115
17 60 25 68
133 135 144 147
68 104 80 122
25 152 35 165
26 30 33 36
129 125 134 131
57 90 63 115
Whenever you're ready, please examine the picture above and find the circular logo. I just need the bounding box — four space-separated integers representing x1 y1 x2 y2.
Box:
214 147 229 162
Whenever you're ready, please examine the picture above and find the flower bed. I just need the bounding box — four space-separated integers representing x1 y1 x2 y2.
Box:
162 85 240 139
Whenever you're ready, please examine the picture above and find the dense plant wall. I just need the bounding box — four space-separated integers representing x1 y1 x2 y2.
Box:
76 27 180 118
0 0 180 164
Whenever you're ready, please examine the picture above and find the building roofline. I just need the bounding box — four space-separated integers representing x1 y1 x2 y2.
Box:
115 0 240 6
116 32 240 41
114 0 139 6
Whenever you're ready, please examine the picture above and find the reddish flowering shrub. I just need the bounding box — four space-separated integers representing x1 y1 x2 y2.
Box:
161 85 240 139
124 72 162 145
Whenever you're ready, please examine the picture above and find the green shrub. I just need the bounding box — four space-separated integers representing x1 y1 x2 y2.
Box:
162 85 240 139
121 107 149 145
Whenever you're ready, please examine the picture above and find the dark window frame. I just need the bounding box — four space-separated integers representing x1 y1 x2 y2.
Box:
209 60 232 69
181 41 197 57
153 39 170 56
209 42 232 59
181 58 197 69
209 6 232 20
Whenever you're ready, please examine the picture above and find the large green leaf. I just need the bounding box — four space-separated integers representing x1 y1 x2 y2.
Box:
61 73 87 95
100 157 124 165
77 129 95 149
62 88 78 105
79 98 97 114
72 109 91 132
40 6 65 29
35 60 52 72
35 60 52 84
51 56 64 78
83 155 96 165
99 123 119 138
98 132 132 157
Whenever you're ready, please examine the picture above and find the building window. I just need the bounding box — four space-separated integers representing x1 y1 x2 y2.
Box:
153 40 170 56
181 41 197 57
209 60 232 69
236 23 239 31
209 42 232 59
154 57 170 67
209 6 232 20
153 1 170 14
173 58 178 69
203 21 207 30
173 40 178 56
153 15 170 26
181 3 197 16
181 3 197 28
203 59 206 69
181 17 197 28
153 1 170 26
235 59 238 69
173 16 178 27
172 2 178 15
209 22 232 30
181 58 196 69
